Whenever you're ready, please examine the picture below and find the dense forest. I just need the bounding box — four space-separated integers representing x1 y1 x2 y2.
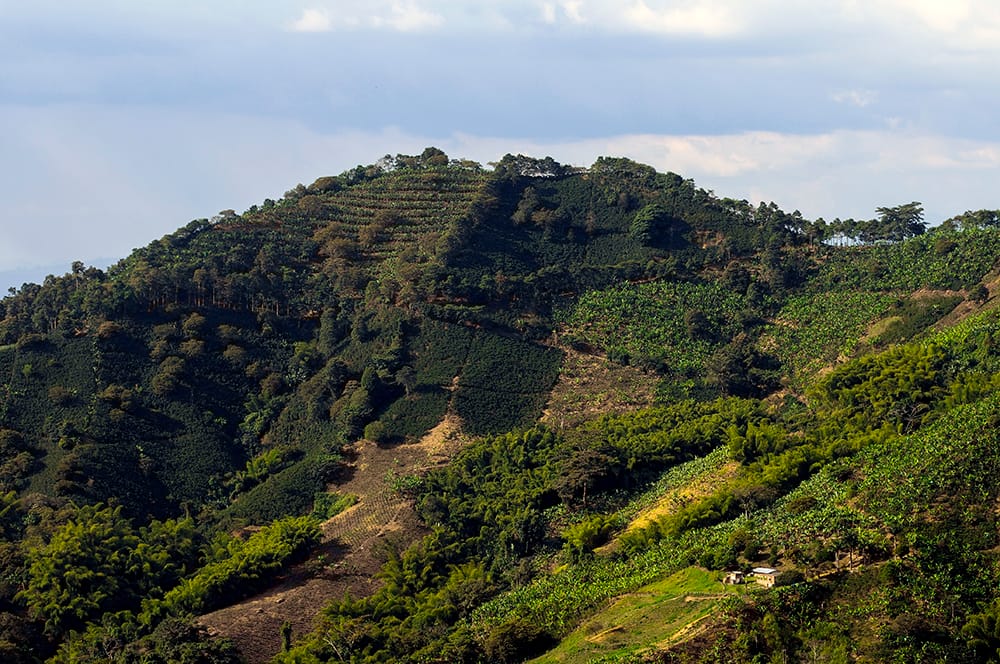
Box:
4 147 1000 662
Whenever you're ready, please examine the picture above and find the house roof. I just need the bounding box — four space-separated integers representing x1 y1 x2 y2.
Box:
752 567 778 574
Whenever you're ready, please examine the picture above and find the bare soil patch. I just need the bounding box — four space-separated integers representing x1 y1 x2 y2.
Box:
197 415 469 663
542 348 658 428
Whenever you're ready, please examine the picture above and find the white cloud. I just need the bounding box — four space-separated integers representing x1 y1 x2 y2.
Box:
605 0 1000 44
880 0 970 32
382 1 444 31
834 0 1000 49
831 89 877 108
289 8 332 32
560 1 585 24
575 131 839 178
958 146 1000 167
539 0 585 25
538 1 585 26
621 1 742 37
286 1 443 33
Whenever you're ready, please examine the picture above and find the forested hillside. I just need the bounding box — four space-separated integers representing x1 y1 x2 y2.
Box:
3 148 1000 663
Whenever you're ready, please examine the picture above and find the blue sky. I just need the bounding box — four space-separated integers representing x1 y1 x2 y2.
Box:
3 0 1000 291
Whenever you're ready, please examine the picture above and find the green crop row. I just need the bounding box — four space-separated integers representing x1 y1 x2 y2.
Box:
763 290 897 379
559 281 749 373
373 388 450 443
454 334 562 435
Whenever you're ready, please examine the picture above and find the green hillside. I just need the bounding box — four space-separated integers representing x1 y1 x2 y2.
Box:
2 149 1000 663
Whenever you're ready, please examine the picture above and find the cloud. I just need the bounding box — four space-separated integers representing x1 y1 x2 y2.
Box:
383 1 444 31
539 0 585 25
605 129 1000 220
289 8 332 32
6 0 1000 277
572 131 840 178
831 89 877 108
958 146 1000 167
878 0 970 33
286 1 443 33
561 1 585 24
622 1 740 37
833 0 1000 49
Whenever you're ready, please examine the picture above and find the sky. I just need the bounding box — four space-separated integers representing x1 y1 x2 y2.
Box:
3 0 1000 291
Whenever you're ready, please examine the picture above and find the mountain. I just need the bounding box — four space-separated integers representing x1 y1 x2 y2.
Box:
2 148 1000 663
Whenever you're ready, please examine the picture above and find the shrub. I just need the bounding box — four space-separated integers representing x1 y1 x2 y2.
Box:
562 515 616 561
181 313 206 339
97 321 122 339
152 516 320 617
969 283 990 304
151 357 185 397
310 492 358 520
0 430 26 454
179 339 205 358
222 344 247 367
48 386 76 406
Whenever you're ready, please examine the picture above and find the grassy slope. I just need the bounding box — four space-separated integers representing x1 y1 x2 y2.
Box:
532 567 744 664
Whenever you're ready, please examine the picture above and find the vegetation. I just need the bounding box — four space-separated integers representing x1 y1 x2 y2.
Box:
560 281 750 373
763 290 897 380
453 333 562 434
3 149 1000 662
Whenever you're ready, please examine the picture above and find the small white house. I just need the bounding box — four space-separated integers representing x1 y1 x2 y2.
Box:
752 567 778 587
723 570 746 584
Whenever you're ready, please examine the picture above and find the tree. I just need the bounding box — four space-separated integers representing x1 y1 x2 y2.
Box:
19 504 139 635
396 365 417 396
875 202 926 242
511 187 539 226
562 514 614 561
706 340 780 398
482 617 554 664
944 209 1000 231
553 443 620 507
493 154 567 179
684 309 713 340
630 204 671 246
419 146 449 168
318 308 346 357
722 263 752 294
0 490 21 540
970 283 990 304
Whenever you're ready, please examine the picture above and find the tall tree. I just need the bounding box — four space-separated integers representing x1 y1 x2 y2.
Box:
875 201 926 241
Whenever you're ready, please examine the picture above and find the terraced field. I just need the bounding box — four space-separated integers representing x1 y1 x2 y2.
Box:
314 169 487 266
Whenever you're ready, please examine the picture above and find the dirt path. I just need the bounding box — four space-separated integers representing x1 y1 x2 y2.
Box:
197 415 468 663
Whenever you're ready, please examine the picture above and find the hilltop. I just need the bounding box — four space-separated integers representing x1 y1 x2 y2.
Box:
2 149 1000 662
